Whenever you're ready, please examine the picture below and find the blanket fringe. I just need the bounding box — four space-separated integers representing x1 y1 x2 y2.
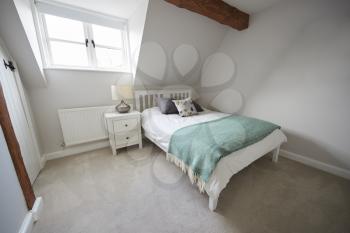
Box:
166 153 206 193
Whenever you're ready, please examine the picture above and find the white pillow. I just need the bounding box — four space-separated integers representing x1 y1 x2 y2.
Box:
172 98 198 117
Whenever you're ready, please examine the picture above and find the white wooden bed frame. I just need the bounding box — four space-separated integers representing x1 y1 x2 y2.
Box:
135 89 192 112
134 88 281 211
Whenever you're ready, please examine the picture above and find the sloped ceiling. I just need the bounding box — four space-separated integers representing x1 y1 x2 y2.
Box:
53 0 285 19
0 0 46 88
223 0 285 14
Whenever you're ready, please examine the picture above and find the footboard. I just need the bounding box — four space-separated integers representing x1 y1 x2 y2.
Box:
207 145 281 211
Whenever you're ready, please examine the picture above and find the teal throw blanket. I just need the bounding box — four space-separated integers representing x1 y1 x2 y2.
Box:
167 115 280 191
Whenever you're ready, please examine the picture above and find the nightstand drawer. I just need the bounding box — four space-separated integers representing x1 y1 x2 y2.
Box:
115 131 139 146
104 111 142 155
113 118 138 133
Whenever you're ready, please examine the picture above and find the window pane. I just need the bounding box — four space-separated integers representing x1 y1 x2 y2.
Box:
50 41 88 67
92 24 122 48
96 47 123 68
45 14 85 43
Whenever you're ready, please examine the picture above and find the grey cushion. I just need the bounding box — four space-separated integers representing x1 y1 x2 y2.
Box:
157 97 179 114
192 101 204 112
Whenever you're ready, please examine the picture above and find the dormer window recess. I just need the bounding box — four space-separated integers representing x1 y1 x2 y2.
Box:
34 0 131 73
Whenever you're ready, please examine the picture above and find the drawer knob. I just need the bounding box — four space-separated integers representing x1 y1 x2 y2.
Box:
126 137 130 140
125 124 128 127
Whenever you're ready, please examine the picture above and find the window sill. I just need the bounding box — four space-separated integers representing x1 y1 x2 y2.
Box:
43 66 132 74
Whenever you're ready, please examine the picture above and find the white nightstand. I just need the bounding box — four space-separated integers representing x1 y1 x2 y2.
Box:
104 111 142 155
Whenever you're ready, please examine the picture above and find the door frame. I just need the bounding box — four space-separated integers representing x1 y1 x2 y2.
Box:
0 83 35 209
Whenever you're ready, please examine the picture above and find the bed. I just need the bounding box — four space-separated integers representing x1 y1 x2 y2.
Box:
135 89 287 211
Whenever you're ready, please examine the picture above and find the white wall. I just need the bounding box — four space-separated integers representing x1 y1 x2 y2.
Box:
134 0 228 88
28 69 133 154
13 0 45 75
0 0 46 87
0 126 28 233
128 0 149 77
202 0 350 170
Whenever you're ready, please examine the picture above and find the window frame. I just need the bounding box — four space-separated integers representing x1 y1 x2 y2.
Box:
41 15 91 68
35 7 131 73
88 23 128 69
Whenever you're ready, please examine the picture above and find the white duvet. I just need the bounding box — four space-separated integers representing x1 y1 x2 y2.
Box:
142 107 287 201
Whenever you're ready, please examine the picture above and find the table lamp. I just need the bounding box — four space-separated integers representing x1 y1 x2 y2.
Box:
111 85 133 113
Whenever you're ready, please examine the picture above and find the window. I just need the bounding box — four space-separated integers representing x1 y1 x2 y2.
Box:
44 15 88 67
91 24 124 68
38 11 130 72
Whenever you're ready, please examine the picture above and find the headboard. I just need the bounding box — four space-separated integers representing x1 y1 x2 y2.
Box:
134 89 192 112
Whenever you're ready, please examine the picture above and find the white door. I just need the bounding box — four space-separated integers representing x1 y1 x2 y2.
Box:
0 40 41 183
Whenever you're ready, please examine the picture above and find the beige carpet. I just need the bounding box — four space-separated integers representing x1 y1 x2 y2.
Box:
33 142 350 233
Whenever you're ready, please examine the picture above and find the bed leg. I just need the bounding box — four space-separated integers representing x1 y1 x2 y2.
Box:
272 146 280 163
209 196 218 211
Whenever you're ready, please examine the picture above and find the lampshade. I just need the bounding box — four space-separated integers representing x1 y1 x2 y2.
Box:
111 85 134 100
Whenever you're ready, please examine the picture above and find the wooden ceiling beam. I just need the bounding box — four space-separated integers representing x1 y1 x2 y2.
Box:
165 0 249 30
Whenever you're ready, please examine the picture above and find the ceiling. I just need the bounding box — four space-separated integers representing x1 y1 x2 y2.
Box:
223 0 284 14
53 0 145 19
52 0 283 19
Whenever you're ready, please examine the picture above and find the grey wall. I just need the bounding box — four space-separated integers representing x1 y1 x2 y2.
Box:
134 0 228 88
28 70 132 154
24 0 350 173
28 0 228 155
128 0 149 77
0 127 28 233
200 0 350 170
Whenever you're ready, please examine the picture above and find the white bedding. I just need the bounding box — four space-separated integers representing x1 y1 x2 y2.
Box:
142 107 287 203
142 107 230 150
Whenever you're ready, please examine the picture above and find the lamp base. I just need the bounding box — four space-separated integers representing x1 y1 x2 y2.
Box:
116 100 130 113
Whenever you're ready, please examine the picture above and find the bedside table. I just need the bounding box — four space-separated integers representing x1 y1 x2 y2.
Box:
104 111 142 155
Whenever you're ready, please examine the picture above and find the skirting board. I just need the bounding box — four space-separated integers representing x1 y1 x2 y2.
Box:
280 149 350 180
40 156 46 169
18 197 43 233
42 141 350 180
18 212 34 233
31 197 43 221
44 140 109 161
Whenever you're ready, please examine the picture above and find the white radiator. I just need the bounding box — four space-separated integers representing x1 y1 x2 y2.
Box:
58 106 115 146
